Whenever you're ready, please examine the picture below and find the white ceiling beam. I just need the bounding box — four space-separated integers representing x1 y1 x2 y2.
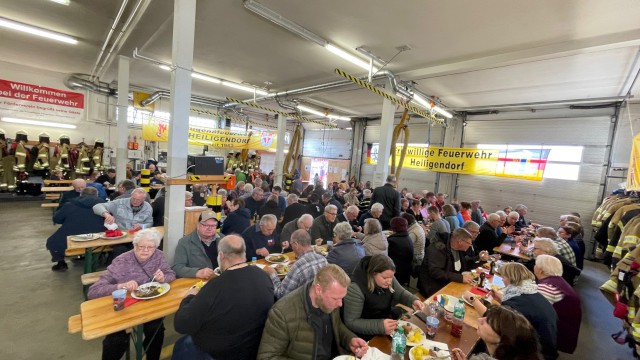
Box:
399 29 640 81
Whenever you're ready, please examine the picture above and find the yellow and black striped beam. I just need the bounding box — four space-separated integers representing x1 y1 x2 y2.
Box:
334 68 444 125
226 97 339 128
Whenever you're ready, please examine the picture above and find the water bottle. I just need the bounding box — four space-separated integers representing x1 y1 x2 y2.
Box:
451 299 465 337
251 257 257 265
390 327 406 360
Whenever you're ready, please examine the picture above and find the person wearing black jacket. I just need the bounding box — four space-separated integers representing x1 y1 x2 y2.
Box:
221 198 251 235
322 192 343 214
369 175 401 230
258 194 282 219
386 217 414 285
281 194 307 225
46 187 106 271
418 228 478 297
475 213 514 254
305 193 324 219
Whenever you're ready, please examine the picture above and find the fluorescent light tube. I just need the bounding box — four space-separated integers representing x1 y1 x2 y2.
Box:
433 106 453 119
412 94 453 119
326 44 379 72
297 105 326 117
0 17 77 44
192 73 221 84
158 65 171 71
328 114 351 121
221 81 270 96
49 0 70 5
2 117 76 129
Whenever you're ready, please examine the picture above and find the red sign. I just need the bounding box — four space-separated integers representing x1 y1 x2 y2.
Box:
0 79 84 109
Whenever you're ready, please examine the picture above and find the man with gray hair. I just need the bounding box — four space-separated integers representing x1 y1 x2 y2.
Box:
475 213 514 254
264 229 328 299
462 220 480 241
337 205 363 234
358 202 384 228
282 193 306 225
244 187 265 216
370 174 401 230
311 204 339 244
514 204 528 230
173 235 274 359
470 200 485 225
242 214 284 259
280 214 313 244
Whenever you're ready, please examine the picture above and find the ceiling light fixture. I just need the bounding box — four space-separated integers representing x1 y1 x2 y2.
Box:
412 93 453 119
158 64 268 95
326 43 379 73
2 117 76 129
49 0 70 5
297 104 351 121
0 17 77 44
222 81 269 96
192 73 222 84
158 65 171 71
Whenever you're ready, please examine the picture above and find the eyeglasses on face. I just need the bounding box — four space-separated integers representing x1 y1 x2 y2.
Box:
136 245 156 251
326 211 338 216
199 223 217 229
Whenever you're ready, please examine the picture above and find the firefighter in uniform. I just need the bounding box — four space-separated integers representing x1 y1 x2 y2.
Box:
226 151 236 172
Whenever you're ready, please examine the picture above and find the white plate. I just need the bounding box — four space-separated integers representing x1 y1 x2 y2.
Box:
270 263 291 277
409 340 450 360
98 231 128 240
435 294 458 312
265 253 289 264
332 356 356 360
70 233 101 242
131 282 171 300
398 320 426 347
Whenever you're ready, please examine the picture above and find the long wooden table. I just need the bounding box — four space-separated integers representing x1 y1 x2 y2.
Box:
493 242 531 260
369 282 485 358
67 226 165 274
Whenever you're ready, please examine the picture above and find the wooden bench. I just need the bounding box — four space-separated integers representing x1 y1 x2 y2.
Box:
65 246 112 257
45 193 60 199
68 314 82 334
41 203 59 208
81 270 106 286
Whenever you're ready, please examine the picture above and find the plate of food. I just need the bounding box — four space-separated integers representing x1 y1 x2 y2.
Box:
272 263 291 277
99 230 128 240
332 356 357 360
409 344 449 360
314 245 328 256
131 282 171 300
265 253 289 264
398 320 425 347
70 233 101 242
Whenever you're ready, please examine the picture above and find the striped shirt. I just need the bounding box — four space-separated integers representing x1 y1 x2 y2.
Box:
538 283 565 304
270 250 327 299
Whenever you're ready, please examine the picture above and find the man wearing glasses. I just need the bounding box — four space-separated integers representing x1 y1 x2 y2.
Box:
172 211 221 279
418 228 483 297
310 204 339 245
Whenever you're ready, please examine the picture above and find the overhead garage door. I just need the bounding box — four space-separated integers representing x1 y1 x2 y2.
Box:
457 110 615 244
360 121 445 193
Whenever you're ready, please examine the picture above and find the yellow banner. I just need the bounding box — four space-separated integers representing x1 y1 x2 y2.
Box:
627 133 640 190
142 119 278 150
133 91 155 112
388 146 500 175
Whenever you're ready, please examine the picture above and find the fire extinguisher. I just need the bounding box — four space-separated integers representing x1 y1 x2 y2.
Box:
133 135 139 150
127 135 133 150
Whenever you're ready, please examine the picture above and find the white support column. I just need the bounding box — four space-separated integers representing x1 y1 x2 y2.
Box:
165 0 196 263
115 56 129 184
373 79 395 187
274 115 286 188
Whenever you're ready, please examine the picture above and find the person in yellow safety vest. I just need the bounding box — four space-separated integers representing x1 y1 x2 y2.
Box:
226 151 236 172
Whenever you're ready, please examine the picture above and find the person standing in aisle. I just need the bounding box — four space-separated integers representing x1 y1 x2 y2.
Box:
370 175 401 230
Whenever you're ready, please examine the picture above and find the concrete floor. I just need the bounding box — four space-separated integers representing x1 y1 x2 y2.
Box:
0 201 634 359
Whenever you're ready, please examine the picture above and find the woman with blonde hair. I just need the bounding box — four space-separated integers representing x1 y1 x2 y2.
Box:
463 262 558 360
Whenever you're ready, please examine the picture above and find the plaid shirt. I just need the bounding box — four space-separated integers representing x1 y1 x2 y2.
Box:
553 238 577 266
270 250 327 299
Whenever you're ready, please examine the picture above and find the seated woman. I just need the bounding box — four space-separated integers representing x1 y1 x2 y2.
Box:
343 254 424 339
386 217 414 285
443 204 461 231
221 198 251 235
524 237 581 285
88 229 176 360
557 225 583 270
327 222 365 276
401 213 426 277
450 306 543 360
463 262 558 360
535 227 576 266
361 218 388 256
534 255 582 354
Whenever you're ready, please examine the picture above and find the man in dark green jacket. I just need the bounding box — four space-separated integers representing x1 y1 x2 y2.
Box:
257 265 369 360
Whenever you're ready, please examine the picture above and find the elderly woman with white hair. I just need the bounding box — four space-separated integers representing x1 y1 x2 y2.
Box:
525 237 581 285
88 228 176 360
535 255 582 354
327 222 365 275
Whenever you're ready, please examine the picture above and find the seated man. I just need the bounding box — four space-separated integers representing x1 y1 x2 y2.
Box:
244 187 266 217
46 187 105 271
115 179 151 203
310 204 338 245
172 211 221 279
242 214 285 259
264 229 328 299
425 205 450 244
57 178 86 210
282 193 307 225
173 235 274 360
257 265 369 360
475 213 514 254
281 214 313 244
358 202 383 228
418 228 487 297
327 222 365 276
337 205 363 236
322 191 343 214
